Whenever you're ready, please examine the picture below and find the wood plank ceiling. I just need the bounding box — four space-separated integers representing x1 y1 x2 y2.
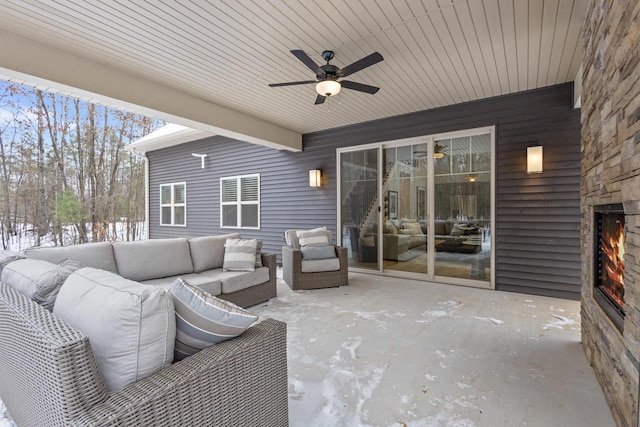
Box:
0 0 587 134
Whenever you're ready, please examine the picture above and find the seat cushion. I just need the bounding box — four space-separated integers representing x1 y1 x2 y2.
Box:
171 278 258 361
140 272 222 295
188 233 241 273
198 267 270 294
25 241 117 273
301 258 341 273
113 238 194 281
53 267 175 392
1 259 72 310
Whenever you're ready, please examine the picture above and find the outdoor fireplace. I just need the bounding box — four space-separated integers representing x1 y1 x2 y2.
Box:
593 204 626 332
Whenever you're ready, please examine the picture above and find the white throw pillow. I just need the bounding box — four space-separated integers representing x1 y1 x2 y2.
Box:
53 267 175 392
223 239 258 272
296 228 331 247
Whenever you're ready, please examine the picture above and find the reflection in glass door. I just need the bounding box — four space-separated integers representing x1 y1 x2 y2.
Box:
339 148 379 270
433 133 492 283
382 144 428 275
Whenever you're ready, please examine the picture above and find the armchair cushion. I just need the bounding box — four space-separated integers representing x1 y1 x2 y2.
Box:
53 267 175 392
0 249 25 273
301 258 341 273
223 239 258 272
171 278 258 361
300 245 336 260
296 228 331 247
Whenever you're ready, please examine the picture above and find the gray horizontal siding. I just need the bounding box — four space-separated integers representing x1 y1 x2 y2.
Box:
148 82 581 299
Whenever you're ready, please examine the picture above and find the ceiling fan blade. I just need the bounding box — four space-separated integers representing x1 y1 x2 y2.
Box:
291 50 323 75
315 94 326 105
340 80 380 94
269 80 317 87
338 52 384 77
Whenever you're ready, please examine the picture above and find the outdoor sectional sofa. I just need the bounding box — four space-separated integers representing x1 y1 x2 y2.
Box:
24 233 277 308
0 234 288 426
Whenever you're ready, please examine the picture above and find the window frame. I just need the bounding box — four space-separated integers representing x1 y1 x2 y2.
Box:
159 182 187 227
220 173 260 230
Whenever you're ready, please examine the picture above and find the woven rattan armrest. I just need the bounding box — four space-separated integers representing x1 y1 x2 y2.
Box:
70 318 288 426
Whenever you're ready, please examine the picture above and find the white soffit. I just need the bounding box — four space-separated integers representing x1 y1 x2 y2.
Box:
0 0 588 136
127 124 214 154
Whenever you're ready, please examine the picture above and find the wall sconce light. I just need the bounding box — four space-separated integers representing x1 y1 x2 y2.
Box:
527 146 543 174
309 169 322 187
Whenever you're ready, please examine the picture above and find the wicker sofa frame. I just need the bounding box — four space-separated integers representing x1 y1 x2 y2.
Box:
0 283 288 426
282 245 348 290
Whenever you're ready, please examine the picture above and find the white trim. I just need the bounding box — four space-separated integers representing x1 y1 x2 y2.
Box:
159 182 187 227
220 173 261 230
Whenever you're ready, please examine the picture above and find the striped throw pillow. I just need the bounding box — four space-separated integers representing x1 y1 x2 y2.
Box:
223 238 258 271
296 228 331 247
171 278 259 361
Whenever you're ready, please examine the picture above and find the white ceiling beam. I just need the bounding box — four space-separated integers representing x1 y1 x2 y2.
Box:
0 28 302 152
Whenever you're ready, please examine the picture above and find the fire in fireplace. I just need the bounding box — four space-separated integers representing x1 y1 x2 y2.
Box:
594 204 626 332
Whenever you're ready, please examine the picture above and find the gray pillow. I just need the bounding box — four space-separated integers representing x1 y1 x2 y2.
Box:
188 234 241 273
53 267 175 392
1 259 72 310
223 239 258 272
0 249 26 273
300 245 336 260
171 278 258 361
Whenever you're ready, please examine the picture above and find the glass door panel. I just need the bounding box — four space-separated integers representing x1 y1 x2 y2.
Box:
382 143 428 275
433 134 491 282
340 148 379 270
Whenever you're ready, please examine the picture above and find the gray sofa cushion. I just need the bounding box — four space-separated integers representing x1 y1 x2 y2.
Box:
171 278 258 361
301 258 341 273
198 267 270 294
140 272 222 296
1 259 72 310
0 249 26 273
25 242 117 273
189 233 241 273
53 267 175 392
113 238 194 281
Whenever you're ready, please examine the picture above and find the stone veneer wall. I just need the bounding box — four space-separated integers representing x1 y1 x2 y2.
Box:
581 1 640 426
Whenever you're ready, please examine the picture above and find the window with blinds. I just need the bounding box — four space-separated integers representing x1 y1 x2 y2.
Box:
220 174 260 229
159 182 186 226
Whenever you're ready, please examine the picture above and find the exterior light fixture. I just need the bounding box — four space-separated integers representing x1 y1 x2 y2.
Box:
433 142 445 159
527 146 543 174
468 175 477 182
316 80 341 97
309 169 322 187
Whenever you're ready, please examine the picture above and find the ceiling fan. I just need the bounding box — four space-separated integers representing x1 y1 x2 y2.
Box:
414 143 446 159
269 50 384 105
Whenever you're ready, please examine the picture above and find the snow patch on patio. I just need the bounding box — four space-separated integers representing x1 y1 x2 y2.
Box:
542 314 576 330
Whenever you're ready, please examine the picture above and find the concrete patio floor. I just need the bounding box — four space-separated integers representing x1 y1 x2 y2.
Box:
252 271 616 427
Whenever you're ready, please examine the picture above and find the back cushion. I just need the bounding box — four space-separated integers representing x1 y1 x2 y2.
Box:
2 259 72 310
189 233 241 273
53 267 175 392
0 249 26 274
113 238 193 281
25 242 117 273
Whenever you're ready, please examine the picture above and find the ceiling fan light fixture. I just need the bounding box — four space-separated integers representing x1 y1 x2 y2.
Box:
433 142 445 159
316 80 341 97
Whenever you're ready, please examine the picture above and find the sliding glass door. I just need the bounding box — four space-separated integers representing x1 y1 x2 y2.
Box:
337 127 494 288
339 148 379 270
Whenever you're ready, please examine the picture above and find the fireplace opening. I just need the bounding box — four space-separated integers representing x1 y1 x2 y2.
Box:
594 203 626 332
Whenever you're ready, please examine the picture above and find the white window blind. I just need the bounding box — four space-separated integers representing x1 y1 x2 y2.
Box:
220 174 260 229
